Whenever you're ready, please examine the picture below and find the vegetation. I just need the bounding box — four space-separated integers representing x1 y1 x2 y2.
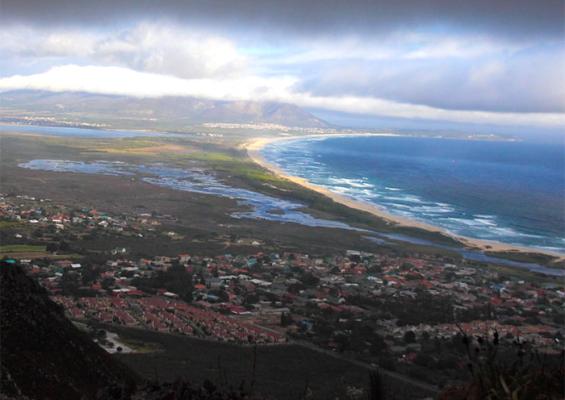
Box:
132 264 194 303
0 220 23 229
111 325 428 400
484 251 565 270
439 331 564 399
0 244 46 253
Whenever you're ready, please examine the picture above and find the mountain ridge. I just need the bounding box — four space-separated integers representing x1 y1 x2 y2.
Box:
0 90 328 128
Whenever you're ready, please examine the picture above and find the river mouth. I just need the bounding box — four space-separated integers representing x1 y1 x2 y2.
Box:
19 159 357 231
366 234 564 277
19 158 564 276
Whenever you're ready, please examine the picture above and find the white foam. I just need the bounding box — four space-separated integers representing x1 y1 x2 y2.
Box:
390 204 411 208
475 214 495 219
328 177 374 188
382 195 424 203
474 218 497 227
414 205 455 214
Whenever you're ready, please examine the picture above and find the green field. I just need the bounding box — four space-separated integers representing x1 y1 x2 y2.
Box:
0 220 23 229
0 244 47 253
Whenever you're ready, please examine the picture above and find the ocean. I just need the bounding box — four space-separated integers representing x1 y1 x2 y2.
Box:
262 135 565 252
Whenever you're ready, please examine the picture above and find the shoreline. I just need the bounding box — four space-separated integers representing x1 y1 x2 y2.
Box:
245 134 565 261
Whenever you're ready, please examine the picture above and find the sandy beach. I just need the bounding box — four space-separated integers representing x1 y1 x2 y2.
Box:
245 134 565 261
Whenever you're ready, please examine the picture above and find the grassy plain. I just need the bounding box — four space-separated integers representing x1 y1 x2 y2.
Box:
1 132 560 270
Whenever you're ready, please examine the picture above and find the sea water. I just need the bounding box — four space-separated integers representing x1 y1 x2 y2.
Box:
262 135 565 252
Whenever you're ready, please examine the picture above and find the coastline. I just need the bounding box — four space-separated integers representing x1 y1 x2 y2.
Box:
245 134 565 261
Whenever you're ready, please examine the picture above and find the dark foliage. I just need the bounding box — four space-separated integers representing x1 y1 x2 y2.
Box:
439 330 565 400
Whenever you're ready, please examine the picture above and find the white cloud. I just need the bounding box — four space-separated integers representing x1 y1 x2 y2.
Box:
403 37 517 59
290 94 565 127
297 46 565 113
0 23 247 79
92 23 248 78
0 27 96 57
0 64 563 128
0 65 297 101
0 22 563 125
263 33 522 66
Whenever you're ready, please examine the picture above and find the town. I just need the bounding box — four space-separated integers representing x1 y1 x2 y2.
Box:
1 192 564 385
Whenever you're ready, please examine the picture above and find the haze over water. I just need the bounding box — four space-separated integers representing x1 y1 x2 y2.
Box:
263 135 565 252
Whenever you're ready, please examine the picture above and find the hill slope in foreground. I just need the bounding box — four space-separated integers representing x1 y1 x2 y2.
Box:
0 262 137 399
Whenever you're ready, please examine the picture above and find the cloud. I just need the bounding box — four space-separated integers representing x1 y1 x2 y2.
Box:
273 34 522 65
294 41 565 113
0 31 96 58
0 65 297 101
93 24 248 79
1 0 563 41
1 64 563 128
0 5 563 128
0 21 563 118
0 24 248 79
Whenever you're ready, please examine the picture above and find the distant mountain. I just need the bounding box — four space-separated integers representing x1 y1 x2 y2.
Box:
0 90 328 128
0 262 137 400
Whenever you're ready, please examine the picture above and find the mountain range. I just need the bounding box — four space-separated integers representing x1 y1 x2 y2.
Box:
0 90 328 129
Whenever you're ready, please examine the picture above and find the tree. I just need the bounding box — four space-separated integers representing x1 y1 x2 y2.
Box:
81 264 98 285
58 240 70 252
421 331 431 342
280 312 293 327
61 270 80 294
403 330 416 344
400 262 414 271
300 272 319 287
46 242 58 252
244 293 259 306
101 277 115 290
213 289 229 303
415 353 434 367
334 332 350 353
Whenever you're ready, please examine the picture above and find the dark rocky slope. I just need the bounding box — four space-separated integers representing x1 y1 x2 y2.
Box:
0 262 137 399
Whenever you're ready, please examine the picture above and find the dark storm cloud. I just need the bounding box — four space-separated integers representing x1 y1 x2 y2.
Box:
1 0 563 40
1 0 563 122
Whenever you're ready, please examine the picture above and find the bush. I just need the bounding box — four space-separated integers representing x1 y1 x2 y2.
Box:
440 331 565 399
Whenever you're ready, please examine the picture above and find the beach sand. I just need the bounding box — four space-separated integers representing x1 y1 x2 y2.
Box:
245 135 565 261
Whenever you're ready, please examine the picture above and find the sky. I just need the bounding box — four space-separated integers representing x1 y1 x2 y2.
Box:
0 0 563 131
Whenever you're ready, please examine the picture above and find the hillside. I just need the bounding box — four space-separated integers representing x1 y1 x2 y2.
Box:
0 90 328 128
0 261 137 400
